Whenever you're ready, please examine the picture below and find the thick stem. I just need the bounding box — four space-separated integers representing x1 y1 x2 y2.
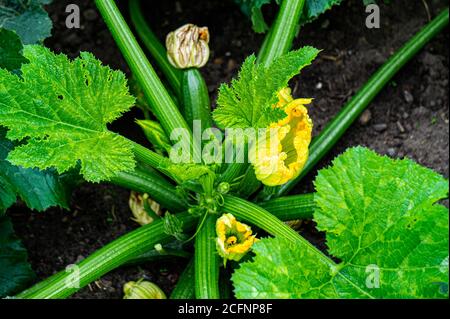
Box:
16 212 197 299
132 141 167 168
194 214 220 299
129 0 182 96
95 0 191 139
237 166 261 198
258 193 315 220
110 167 187 212
257 0 306 66
271 8 449 198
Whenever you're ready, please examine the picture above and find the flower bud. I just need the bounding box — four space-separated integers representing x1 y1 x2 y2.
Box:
216 213 258 263
136 120 172 154
217 182 230 194
166 23 210 69
129 191 161 225
123 280 166 299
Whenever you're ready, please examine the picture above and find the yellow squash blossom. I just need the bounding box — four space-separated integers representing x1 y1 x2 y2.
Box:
216 213 258 263
250 88 313 186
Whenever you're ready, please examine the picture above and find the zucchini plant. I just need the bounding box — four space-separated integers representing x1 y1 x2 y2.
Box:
0 0 448 299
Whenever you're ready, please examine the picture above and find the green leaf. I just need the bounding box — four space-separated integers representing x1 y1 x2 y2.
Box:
232 147 449 298
0 127 78 215
0 0 53 44
233 0 275 33
0 28 28 72
300 0 343 25
0 45 136 182
213 47 319 129
233 0 343 33
163 212 186 241
0 215 35 297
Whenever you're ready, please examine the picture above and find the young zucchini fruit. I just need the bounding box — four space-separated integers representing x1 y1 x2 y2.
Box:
181 68 213 133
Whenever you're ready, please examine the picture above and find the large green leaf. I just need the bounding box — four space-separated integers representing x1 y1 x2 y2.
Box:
0 45 136 183
232 147 449 298
213 47 319 129
0 216 35 297
0 28 28 72
0 127 78 215
0 0 53 44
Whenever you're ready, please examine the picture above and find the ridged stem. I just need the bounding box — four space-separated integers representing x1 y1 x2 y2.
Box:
129 0 182 96
16 212 197 299
110 167 187 212
258 193 315 220
257 0 306 66
194 214 220 299
94 0 191 140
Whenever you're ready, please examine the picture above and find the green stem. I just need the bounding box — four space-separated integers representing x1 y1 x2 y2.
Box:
237 166 261 198
132 141 167 167
129 0 182 96
170 258 195 299
194 214 220 299
270 8 449 198
95 0 191 138
16 212 197 299
111 168 187 212
258 193 315 220
224 195 304 242
257 0 305 66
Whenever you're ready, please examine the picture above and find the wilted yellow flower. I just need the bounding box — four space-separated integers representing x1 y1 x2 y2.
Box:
166 23 210 69
129 191 161 225
216 213 258 263
250 88 313 186
123 280 166 299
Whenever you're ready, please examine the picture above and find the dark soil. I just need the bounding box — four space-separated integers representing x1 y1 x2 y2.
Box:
8 0 449 299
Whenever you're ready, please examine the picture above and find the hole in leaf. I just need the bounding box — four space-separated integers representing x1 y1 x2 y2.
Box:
57 95 64 100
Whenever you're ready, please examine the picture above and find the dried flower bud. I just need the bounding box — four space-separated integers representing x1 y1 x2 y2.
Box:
129 191 161 225
166 23 210 69
123 280 166 299
216 213 258 263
